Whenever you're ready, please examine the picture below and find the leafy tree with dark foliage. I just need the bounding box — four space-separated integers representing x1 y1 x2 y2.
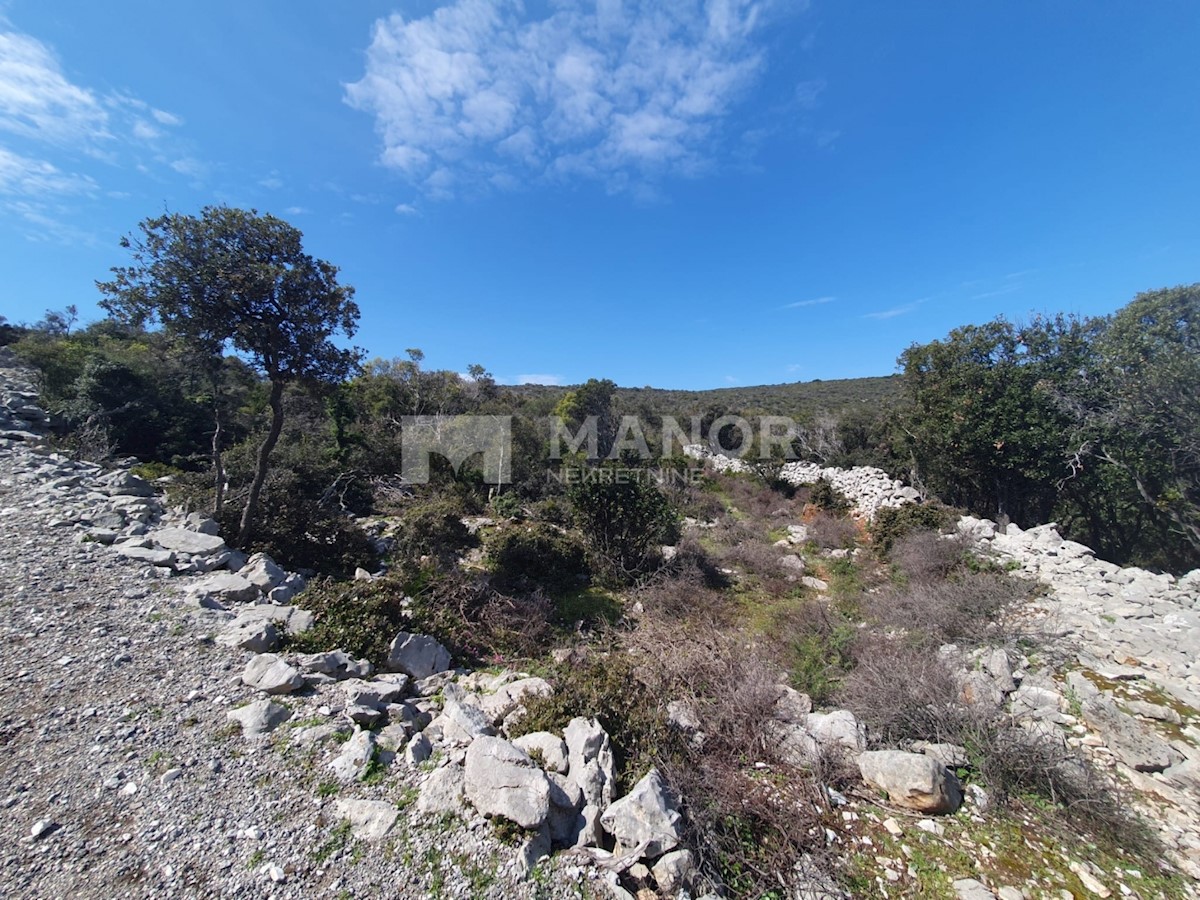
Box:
98 206 361 547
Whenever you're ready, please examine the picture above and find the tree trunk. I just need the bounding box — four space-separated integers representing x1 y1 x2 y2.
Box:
237 380 285 548
212 402 226 515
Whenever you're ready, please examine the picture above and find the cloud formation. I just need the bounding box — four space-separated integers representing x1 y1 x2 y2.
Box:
345 0 789 197
781 295 833 309
861 300 924 320
0 24 185 238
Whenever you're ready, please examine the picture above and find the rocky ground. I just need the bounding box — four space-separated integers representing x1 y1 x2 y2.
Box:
0 358 604 900
3 347 1199 900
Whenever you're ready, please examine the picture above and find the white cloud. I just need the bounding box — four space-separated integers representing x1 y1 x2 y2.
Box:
0 29 109 146
394 202 418 215
0 23 194 242
517 373 563 385
284 205 310 215
0 145 96 196
793 78 825 109
781 295 833 310
170 156 206 178
150 107 182 127
345 0 792 196
970 284 1022 301
861 300 925 320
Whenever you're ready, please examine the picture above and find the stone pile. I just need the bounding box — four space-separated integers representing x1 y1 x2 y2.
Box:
0 347 50 441
956 515 1200 878
775 461 922 519
681 444 921 520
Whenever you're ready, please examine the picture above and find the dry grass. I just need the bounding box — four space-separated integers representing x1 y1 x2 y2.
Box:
626 611 834 896
861 569 1032 647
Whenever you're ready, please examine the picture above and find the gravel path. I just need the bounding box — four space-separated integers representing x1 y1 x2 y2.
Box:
0 438 596 900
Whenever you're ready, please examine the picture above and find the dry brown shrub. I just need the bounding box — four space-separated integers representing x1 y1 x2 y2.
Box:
661 754 829 897
721 539 796 579
861 569 1031 647
837 635 971 746
890 529 967 582
719 473 806 523
805 511 860 550
836 635 1160 859
628 611 833 896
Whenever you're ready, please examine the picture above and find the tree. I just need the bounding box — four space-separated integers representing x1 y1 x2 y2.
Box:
98 206 361 547
897 315 1089 525
1059 285 1200 566
553 378 618 458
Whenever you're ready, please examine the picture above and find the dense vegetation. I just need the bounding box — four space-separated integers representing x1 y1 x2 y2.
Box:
2 207 1194 898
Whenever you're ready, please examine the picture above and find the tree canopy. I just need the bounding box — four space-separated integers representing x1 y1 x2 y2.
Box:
98 206 361 546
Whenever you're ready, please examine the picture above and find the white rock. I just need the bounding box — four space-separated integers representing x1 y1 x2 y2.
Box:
464 736 551 829
386 632 452 679
334 799 399 840
858 751 963 814
599 768 681 858
242 654 304 695
227 700 291 737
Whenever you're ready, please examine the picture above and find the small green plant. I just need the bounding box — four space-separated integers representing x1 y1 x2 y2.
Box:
311 820 353 864
315 780 341 797
246 849 265 869
809 477 850 513
485 522 590 595
395 786 419 809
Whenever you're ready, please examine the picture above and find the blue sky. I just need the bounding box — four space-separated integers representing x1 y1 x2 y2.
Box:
1 1 1197 389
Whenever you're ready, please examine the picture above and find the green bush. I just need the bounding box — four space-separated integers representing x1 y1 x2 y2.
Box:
485 523 590 595
389 496 474 566
567 466 679 583
215 476 378 578
808 477 850 513
288 576 412 665
870 502 953 555
513 654 669 793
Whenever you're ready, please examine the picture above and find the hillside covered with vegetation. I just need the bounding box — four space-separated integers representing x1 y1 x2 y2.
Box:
2 206 1197 897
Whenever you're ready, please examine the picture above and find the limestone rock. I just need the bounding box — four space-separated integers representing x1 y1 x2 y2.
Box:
952 879 997 900
116 545 175 567
151 527 226 557
858 750 963 814
464 736 551 829
652 849 697 894
405 732 433 767
478 676 552 724
418 764 466 814
299 650 372 680
545 772 584 847
513 732 569 774
227 700 291 737
334 799 399 840
805 709 866 755
600 768 681 858
242 653 304 695
242 552 286 591
216 617 280 653
386 631 452 679
1080 695 1183 772
773 685 813 723
189 571 260 604
330 728 376 782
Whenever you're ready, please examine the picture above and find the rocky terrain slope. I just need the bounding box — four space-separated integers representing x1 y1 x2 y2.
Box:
2 348 1198 899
